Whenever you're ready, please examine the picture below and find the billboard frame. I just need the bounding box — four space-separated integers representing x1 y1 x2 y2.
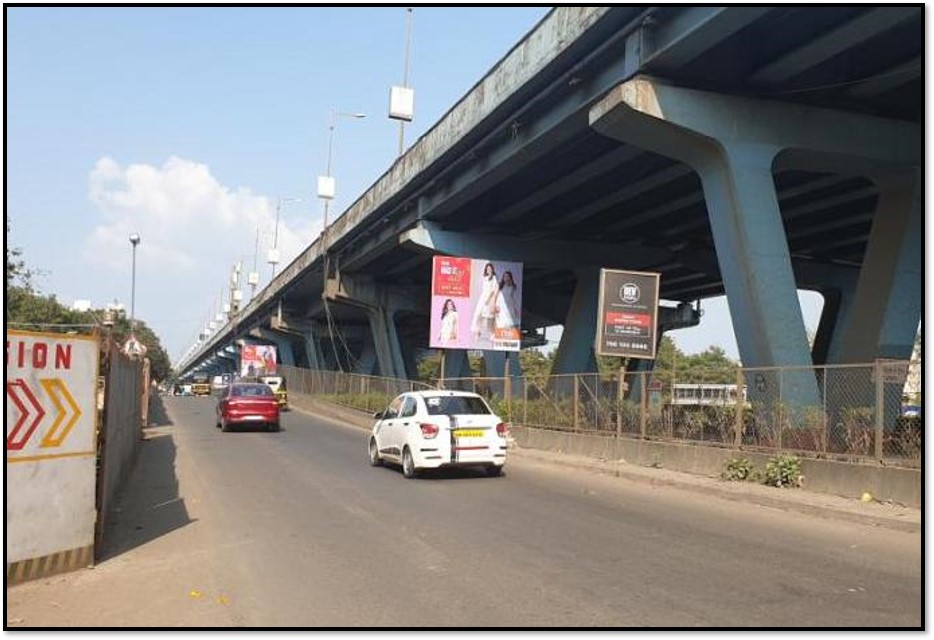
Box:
594 268 661 360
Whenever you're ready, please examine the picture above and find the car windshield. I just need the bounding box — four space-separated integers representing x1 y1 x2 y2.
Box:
231 384 274 397
424 395 491 416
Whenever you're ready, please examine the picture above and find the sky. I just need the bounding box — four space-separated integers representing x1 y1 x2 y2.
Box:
7 5 826 366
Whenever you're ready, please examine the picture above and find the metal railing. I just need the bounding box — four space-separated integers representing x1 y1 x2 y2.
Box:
279 360 921 468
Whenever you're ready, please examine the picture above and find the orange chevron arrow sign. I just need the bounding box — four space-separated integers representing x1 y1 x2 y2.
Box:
39 378 82 448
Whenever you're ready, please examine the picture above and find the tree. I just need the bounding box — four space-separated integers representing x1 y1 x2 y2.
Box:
5 222 173 381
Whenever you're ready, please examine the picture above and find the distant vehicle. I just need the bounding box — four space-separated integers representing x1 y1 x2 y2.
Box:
260 375 288 410
669 383 746 407
191 374 211 397
902 405 921 418
368 390 508 478
211 374 232 396
216 382 280 432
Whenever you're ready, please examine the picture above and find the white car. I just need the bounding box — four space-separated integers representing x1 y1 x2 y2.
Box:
368 390 508 478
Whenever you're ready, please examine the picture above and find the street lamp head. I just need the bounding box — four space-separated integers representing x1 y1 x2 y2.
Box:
129 233 141 246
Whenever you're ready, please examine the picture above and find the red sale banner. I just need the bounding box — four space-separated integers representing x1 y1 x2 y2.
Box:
432 257 471 298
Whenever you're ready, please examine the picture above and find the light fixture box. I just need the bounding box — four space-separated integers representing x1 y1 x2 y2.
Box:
248 272 259 286
267 248 280 265
389 86 414 121
317 176 336 200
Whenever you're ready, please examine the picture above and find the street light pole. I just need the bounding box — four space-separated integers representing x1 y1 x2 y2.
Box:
319 110 366 245
398 7 413 155
270 196 300 278
129 233 140 333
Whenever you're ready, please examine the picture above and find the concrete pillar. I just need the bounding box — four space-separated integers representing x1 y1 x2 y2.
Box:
366 306 407 379
588 78 919 405
441 350 472 381
552 268 600 375
354 340 378 376
828 170 922 363
303 330 324 370
481 349 523 397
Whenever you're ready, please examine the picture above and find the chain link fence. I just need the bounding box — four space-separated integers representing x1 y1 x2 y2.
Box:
278 365 434 416
280 360 920 469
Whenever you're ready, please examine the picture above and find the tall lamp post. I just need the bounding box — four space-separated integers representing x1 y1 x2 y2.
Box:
318 110 366 250
129 233 141 333
267 196 301 278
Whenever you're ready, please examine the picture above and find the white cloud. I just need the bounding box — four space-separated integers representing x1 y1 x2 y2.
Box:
83 156 323 361
84 156 319 273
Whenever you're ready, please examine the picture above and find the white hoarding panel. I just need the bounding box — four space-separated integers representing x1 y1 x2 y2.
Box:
430 256 523 352
6 330 100 563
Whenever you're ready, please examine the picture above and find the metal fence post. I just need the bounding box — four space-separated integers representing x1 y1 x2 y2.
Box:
778 368 784 451
616 367 624 439
523 377 528 427
821 366 828 454
734 367 744 449
875 360 884 460
639 372 647 440
573 374 580 432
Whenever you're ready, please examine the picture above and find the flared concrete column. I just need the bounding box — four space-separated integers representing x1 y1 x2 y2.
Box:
552 268 600 375
366 306 407 379
354 340 378 376
303 330 324 370
828 170 922 363
589 78 919 405
481 350 523 397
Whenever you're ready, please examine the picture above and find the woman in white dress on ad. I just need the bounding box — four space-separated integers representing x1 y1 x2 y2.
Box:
438 298 459 343
495 270 520 338
471 262 498 343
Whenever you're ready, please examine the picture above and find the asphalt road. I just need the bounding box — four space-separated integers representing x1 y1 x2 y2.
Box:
125 395 918 628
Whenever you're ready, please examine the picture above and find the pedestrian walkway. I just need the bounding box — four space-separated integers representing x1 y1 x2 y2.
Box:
510 444 921 534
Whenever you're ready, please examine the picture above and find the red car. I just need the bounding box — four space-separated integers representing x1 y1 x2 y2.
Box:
216 382 280 432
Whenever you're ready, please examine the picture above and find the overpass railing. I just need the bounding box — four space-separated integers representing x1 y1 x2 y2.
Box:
280 360 920 469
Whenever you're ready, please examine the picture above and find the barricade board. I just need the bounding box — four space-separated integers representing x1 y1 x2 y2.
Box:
6 330 100 575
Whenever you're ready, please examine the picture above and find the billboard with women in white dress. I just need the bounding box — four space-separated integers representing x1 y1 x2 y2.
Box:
429 256 523 351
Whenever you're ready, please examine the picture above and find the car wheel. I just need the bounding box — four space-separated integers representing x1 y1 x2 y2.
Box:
486 465 504 477
402 447 418 479
368 438 382 467
221 420 230 432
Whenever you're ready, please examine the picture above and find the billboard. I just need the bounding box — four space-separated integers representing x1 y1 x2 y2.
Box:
595 269 660 359
241 344 277 377
430 256 523 352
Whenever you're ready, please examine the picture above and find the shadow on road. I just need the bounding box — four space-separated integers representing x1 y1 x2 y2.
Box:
96 423 194 562
147 393 175 427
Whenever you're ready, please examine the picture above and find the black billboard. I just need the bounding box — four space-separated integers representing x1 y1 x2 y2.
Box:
595 269 660 359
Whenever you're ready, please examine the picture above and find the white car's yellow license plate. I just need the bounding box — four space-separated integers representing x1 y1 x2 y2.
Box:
454 429 484 438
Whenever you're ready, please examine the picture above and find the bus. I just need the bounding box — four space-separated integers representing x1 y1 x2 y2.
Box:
669 383 746 407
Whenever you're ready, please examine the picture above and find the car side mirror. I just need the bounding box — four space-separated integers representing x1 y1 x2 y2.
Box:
373 411 384 420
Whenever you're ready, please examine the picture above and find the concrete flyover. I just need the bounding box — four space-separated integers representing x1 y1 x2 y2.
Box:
176 6 922 389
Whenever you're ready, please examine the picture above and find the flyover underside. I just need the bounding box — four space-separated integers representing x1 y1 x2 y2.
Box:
180 7 921 384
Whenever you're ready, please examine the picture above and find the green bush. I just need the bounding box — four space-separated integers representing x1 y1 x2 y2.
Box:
762 454 803 488
721 457 755 482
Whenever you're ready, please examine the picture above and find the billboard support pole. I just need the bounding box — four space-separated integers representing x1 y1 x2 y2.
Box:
616 365 624 439
438 350 446 390
504 352 512 424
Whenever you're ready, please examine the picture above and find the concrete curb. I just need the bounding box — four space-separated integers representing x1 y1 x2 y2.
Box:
290 396 920 534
